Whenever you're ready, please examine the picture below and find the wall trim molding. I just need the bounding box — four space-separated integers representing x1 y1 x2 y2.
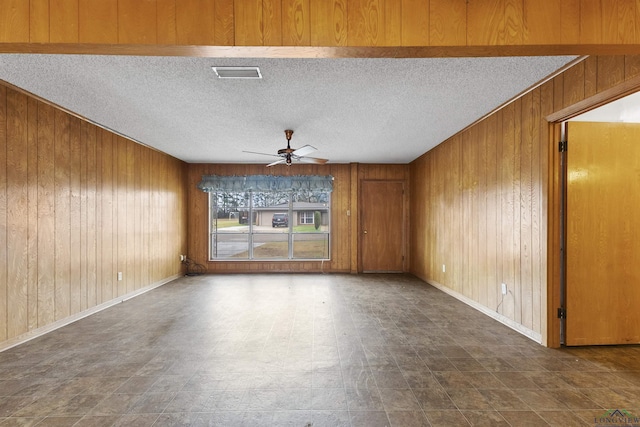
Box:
0 274 182 353
425 279 543 344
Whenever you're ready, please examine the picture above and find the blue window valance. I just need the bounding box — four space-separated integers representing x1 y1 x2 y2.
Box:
197 175 334 193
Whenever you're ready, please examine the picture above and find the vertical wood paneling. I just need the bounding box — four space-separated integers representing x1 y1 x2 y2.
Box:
80 121 89 311
214 0 235 45
95 129 103 305
283 0 310 45
263 0 283 45
30 0 50 42
0 87 6 342
2 0 640 48
540 80 554 344
467 0 504 45
26 99 39 331
580 0 603 44
597 56 626 92
402 0 429 46
520 92 534 330
100 130 114 303
69 118 82 316
125 139 135 293
561 0 581 44
310 0 347 46
1 84 187 348
383 0 401 46
504 0 524 45
79 0 118 43
116 136 127 296
54 110 71 321
37 104 55 327
530 87 542 333
348 0 384 46
583 55 598 99
523 0 560 45
0 0 29 42
50 0 79 43
176 0 216 45
477 121 488 306
602 0 636 43
235 0 263 45
429 0 466 46
500 102 515 320
118 0 157 44
485 112 499 312
157 0 177 45
563 61 585 106
6 91 29 338
625 54 640 78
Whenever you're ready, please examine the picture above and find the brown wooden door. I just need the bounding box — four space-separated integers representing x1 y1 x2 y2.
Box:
361 180 405 272
565 121 640 345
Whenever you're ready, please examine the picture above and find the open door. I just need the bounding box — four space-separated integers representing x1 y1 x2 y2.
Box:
361 180 405 272
565 121 640 345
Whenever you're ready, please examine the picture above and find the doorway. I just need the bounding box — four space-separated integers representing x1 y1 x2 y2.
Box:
563 121 640 345
360 180 405 272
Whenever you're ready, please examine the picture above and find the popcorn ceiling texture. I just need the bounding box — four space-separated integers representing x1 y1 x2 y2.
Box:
0 55 576 164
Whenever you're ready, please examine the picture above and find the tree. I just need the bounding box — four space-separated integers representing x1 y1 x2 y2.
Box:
314 211 321 230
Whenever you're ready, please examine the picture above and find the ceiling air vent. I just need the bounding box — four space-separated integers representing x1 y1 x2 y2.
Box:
212 66 262 79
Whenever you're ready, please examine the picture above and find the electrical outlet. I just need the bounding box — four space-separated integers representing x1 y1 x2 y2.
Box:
442 264 446 273
501 283 507 295
118 272 123 281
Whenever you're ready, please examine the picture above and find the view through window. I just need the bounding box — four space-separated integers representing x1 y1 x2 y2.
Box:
209 189 330 260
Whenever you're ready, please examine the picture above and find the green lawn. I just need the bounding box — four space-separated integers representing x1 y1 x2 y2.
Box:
232 240 328 259
215 218 245 228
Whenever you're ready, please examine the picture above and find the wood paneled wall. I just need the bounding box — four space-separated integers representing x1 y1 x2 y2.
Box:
0 84 187 348
409 55 640 345
186 162 408 273
2 0 640 49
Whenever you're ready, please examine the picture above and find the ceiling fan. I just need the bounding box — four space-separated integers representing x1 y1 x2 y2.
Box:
244 129 328 167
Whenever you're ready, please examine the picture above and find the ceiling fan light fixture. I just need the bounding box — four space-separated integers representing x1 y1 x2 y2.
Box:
211 66 262 79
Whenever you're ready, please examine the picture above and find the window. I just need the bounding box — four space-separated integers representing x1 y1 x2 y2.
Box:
299 211 314 224
199 175 333 261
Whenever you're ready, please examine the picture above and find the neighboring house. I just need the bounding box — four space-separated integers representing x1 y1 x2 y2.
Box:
239 202 329 227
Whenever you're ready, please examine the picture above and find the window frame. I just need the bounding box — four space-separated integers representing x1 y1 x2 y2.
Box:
208 190 331 261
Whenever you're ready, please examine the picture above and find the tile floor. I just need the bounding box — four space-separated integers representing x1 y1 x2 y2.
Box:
0 274 639 426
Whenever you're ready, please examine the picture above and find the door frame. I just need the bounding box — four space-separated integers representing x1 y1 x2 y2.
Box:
545 78 640 347
358 179 407 273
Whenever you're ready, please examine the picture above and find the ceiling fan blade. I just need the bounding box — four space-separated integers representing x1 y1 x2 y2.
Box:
298 156 328 165
292 145 317 157
266 159 287 167
242 150 282 158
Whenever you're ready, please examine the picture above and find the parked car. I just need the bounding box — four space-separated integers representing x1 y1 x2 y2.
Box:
272 213 288 227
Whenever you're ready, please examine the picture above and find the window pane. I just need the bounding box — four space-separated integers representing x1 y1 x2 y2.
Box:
292 191 329 233
214 192 251 233
293 233 329 259
252 191 290 233
211 233 249 259
252 233 289 259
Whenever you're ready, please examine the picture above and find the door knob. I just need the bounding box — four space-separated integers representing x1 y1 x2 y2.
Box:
363 230 368 234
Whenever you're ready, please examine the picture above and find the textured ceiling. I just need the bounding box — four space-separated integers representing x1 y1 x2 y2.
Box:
0 54 577 164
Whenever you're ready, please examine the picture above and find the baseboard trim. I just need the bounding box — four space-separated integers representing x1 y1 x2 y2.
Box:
425 279 543 344
0 274 182 353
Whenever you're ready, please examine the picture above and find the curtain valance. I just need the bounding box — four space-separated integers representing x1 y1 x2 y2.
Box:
197 175 333 193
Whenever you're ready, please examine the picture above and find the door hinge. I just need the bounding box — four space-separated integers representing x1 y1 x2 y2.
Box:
557 307 566 319
559 140 567 152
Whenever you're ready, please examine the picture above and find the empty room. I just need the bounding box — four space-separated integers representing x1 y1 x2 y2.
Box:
1 2 640 426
